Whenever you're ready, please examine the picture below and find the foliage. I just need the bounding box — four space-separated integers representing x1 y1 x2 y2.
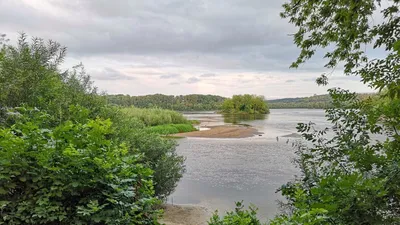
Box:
0 33 186 223
0 33 105 124
221 94 269 114
210 0 399 224
146 124 197 135
208 202 265 225
108 94 226 111
0 108 160 225
268 0 400 224
121 107 189 126
119 129 185 200
106 108 186 200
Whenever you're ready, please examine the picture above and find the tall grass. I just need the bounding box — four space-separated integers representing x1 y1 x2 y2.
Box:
146 124 197 135
121 107 189 126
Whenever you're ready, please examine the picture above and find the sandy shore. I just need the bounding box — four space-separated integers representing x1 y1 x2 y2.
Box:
174 125 261 138
160 204 211 225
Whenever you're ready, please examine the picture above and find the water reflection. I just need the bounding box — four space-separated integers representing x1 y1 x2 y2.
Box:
222 113 268 124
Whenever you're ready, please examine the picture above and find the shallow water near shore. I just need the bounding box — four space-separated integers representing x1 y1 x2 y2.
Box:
168 109 328 221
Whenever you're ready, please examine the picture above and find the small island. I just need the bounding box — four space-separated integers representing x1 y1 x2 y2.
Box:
221 94 269 114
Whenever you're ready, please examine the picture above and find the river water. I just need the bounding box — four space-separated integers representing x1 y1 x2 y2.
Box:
169 109 329 220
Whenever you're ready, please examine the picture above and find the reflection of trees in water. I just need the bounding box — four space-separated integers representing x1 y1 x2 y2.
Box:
222 114 268 124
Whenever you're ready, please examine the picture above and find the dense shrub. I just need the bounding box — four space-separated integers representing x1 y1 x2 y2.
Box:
101 107 186 200
0 34 186 223
116 129 185 200
0 108 160 225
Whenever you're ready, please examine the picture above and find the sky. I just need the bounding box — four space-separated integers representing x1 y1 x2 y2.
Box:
0 0 375 99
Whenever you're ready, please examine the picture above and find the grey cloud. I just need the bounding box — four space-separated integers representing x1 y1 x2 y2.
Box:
187 77 201 84
92 67 135 80
169 82 180 85
160 74 181 79
0 0 311 72
200 73 216 77
285 79 296 83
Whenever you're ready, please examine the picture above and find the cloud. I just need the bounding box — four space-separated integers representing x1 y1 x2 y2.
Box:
0 0 309 72
91 67 135 81
160 74 181 79
200 73 216 77
187 77 201 84
285 79 296 83
0 0 375 97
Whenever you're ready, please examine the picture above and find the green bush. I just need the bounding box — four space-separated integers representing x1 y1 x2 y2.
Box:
0 109 160 225
208 202 265 225
108 109 186 200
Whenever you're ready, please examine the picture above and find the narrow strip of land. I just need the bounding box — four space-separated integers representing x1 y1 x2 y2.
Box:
174 125 260 138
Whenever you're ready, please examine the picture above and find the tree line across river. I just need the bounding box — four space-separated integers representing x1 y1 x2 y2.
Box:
107 93 376 111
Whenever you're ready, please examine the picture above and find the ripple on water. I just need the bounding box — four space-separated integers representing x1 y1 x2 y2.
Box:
170 109 327 220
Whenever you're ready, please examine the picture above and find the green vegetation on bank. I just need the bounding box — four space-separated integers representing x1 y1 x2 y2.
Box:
120 107 196 135
121 107 189 126
0 34 185 224
221 94 269 114
108 94 225 111
147 124 197 135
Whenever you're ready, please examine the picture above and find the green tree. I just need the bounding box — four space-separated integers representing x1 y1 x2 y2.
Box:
0 33 186 223
0 33 105 124
269 0 400 224
221 95 269 114
210 0 400 224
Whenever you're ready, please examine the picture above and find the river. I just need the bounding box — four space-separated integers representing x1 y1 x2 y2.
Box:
168 109 329 220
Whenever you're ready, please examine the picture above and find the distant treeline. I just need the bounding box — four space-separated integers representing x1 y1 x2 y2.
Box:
107 94 226 111
107 93 377 110
268 93 376 109
268 94 332 109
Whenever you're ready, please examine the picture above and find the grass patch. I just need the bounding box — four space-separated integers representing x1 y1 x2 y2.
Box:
146 124 197 135
189 120 201 125
121 107 189 126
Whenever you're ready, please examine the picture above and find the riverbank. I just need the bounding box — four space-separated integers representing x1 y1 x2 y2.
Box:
174 125 260 138
160 204 211 225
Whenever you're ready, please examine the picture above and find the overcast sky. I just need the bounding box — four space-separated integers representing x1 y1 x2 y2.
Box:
0 0 374 99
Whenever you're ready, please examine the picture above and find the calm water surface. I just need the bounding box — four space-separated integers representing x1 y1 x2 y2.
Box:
169 109 328 220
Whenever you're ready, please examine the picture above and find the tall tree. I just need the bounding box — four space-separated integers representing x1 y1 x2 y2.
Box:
270 0 400 224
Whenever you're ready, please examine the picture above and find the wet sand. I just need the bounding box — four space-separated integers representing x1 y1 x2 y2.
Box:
160 204 211 225
174 125 261 138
